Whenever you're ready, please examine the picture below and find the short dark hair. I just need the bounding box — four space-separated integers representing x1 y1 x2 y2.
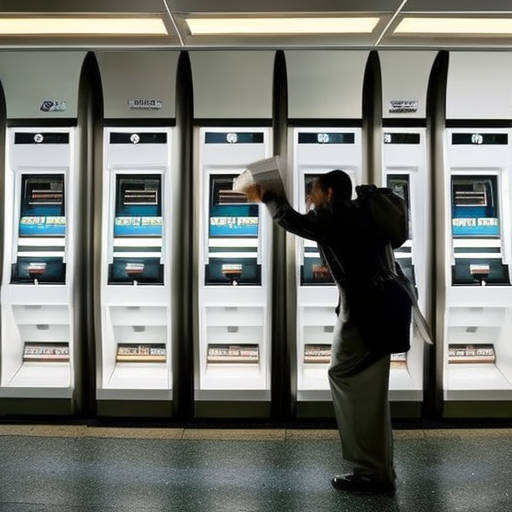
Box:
316 170 352 200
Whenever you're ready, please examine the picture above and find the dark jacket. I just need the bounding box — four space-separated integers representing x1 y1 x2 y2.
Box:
263 192 412 355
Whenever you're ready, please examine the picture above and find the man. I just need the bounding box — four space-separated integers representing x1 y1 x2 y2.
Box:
245 169 412 495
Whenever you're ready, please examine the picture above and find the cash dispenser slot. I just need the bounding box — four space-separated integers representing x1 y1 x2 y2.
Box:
108 257 163 284
207 343 260 364
23 342 70 362
303 344 332 364
116 343 166 363
11 256 65 284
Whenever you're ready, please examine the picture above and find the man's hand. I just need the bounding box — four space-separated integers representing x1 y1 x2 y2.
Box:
245 184 263 203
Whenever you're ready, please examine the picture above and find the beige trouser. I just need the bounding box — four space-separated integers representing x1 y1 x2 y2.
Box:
328 315 394 483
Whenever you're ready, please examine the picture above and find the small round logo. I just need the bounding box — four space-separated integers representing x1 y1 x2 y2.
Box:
226 133 238 144
471 134 483 145
34 133 44 144
317 133 329 144
130 133 140 144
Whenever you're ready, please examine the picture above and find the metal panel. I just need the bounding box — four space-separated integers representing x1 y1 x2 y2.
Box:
446 52 512 120
286 50 368 119
190 51 274 119
403 0 512 12
169 0 404 12
0 52 86 119
380 51 437 119
96 51 179 119
0 0 166 12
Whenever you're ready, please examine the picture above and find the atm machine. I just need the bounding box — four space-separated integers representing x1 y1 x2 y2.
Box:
443 128 512 415
378 51 436 416
0 52 86 415
441 52 512 417
195 127 273 416
96 127 173 416
94 51 179 417
190 51 275 418
285 50 369 416
0 128 77 412
292 128 362 411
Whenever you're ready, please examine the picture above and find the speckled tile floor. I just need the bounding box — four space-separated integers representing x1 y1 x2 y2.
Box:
0 425 510 511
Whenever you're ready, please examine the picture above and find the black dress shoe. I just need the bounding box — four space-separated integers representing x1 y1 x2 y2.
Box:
331 474 396 495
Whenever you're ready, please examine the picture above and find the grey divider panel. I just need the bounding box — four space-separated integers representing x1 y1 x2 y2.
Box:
0 52 86 119
95 51 179 119
379 51 437 119
285 51 369 119
189 51 274 119
446 52 512 120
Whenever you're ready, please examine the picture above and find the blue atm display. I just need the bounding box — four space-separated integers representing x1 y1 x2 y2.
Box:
452 176 500 238
209 175 259 238
19 175 65 237
114 175 162 237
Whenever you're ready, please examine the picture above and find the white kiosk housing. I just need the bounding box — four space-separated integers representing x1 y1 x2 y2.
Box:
292 127 362 401
98 127 173 405
1 128 77 402
196 127 273 404
441 53 512 415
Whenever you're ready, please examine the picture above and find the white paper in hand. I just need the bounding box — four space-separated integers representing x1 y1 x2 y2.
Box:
233 156 285 197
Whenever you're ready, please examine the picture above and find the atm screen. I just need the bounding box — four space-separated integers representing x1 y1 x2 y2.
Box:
301 175 333 285
19 174 65 237
114 175 162 237
304 174 319 206
387 175 410 207
451 176 500 237
388 174 412 239
209 174 259 238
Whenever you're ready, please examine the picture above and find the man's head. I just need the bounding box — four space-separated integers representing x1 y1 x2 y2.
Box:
309 170 352 206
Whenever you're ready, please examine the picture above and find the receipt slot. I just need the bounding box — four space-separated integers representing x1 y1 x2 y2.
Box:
443 128 512 410
195 127 272 417
0 128 78 412
96 128 173 415
292 128 363 412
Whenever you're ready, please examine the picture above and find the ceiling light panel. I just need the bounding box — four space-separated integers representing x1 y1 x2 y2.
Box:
0 18 169 35
395 17 512 35
186 17 380 35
